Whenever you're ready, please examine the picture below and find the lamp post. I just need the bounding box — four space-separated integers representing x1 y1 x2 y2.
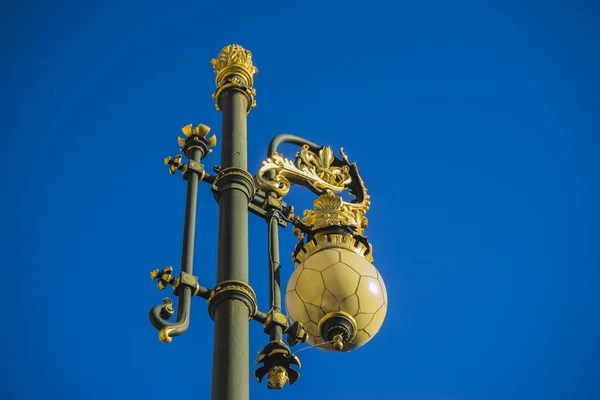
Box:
148 44 388 400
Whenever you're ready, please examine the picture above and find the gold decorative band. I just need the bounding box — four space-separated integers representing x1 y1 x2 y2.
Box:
293 231 373 264
213 166 256 200
211 77 257 112
214 166 255 185
208 280 258 320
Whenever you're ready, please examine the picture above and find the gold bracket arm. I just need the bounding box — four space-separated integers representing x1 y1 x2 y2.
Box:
255 145 352 198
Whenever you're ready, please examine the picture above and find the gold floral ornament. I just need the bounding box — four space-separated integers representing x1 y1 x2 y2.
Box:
256 143 371 238
210 44 258 112
267 366 289 390
210 44 258 87
255 145 352 198
301 191 369 236
179 124 217 148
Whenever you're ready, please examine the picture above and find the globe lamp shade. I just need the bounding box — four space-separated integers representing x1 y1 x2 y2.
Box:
285 247 387 352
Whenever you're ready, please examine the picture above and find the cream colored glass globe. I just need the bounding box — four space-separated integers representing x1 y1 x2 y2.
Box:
285 247 387 352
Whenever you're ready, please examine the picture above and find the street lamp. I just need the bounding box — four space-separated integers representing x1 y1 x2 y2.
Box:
148 44 388 399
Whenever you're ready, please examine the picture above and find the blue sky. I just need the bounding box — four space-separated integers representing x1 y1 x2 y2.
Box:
1 1 599 399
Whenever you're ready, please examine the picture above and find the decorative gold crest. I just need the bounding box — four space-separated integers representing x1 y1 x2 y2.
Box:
255 145 352 197
210 44 258 88
211 44 258 112
301 191 369 236
256 144 371 238
267 366 289 390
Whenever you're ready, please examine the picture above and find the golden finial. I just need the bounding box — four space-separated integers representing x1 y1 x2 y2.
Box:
266 366 289 390
332 334 344 351
210 45 258 112
211 44 258 88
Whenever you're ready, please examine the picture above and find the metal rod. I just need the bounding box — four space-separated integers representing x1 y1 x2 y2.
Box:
211 88 251 400
167 147 202 336
267 134 322 157
148 147 202 339
181 148 201 275
253 310 268 324
268 210 283 342
261 134 325 343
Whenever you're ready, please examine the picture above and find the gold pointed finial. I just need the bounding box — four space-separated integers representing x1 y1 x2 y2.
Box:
211 44 258 112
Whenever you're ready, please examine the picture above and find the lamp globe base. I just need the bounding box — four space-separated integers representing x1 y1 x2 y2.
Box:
317 311 357 351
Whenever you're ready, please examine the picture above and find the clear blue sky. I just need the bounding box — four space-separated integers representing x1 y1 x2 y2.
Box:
1 1 599 399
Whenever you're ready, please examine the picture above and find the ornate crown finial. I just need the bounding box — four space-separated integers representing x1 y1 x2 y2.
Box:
210 44 258 112
211 44 258 88
301 191 369 236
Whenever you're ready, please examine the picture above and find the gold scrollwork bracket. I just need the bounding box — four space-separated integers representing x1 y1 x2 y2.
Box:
254 145 371 234
255 145 352 198
255 143 374 260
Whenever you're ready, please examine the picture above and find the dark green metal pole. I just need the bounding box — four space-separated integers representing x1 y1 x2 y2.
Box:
268 210 283 343
212 89 250 400
210 45 258 400
181 148 201 275
168 146 201 335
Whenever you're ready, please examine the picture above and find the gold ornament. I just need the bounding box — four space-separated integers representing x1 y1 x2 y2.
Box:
210 44 258 87
255 145 352 198
211 45 258 112
267 366 289 390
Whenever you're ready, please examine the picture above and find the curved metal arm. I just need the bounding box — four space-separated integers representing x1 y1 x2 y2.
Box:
149 289 192 343
265 134 331 196
149 298 174 327
267 134 322 158
263 133 368 206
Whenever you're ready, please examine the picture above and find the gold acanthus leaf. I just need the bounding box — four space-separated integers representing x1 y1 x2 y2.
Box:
301 191 369 235
210 44 258 76
210 44 258 88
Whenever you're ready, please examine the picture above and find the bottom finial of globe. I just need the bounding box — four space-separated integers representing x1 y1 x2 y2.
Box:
332 334 344 351
267 366 289 389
